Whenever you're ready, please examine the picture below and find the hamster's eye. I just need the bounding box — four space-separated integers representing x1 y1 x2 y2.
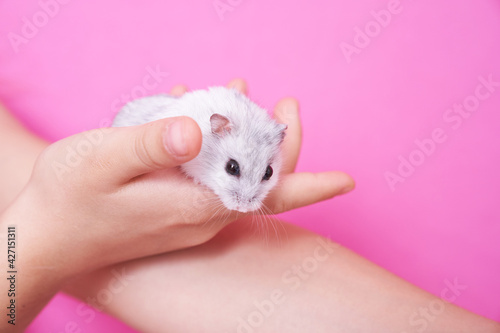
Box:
225 159 240 177
262 165 273 181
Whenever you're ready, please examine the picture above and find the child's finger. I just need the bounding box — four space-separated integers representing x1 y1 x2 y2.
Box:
170 85 189 96
266 171 355 213
227 78 248 95
273 98 302 174
93 116 202 183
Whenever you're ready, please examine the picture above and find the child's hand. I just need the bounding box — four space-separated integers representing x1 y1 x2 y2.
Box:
5 80 354 280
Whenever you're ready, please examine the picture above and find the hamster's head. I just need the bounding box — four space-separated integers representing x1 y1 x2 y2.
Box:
201 112 287 213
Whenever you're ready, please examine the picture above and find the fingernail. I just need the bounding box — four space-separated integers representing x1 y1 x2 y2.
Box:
340 183 355 194
164 120 189 157
280 100 299 121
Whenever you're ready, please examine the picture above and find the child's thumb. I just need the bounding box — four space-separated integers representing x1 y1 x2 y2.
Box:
104 116 202 181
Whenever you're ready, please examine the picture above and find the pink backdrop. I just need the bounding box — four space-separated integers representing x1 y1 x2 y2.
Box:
1 0 499 331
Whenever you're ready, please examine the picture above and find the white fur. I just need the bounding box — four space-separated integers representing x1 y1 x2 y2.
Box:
112 87 286 212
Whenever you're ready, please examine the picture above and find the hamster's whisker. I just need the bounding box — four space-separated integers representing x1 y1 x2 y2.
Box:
196 196 220 203
192 199 220 224
249 213 260 239
212 203 231 230
248 210 260 239
193 200 219 218
260 203 288 245
195 196 223 211
256 207 270 246
203 202 226 230
219 208 233 228
268 215 280 245
261 208 277 246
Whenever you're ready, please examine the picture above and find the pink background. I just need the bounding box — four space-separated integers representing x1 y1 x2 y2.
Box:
1 0 499 331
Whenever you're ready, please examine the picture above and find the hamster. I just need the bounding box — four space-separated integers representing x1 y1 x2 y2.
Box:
112 87 287 213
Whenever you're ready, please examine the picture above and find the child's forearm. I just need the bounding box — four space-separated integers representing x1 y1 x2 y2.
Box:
0 104 48 211
0 197 72 332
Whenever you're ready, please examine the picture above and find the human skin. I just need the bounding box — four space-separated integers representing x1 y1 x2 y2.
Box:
0 78 353 331
1 80 499 332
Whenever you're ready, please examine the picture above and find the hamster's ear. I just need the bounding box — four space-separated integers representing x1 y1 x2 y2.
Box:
210 114 232 137
277 123 288 143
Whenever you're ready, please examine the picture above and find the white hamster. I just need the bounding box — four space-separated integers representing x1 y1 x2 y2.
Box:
112 87 287 213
